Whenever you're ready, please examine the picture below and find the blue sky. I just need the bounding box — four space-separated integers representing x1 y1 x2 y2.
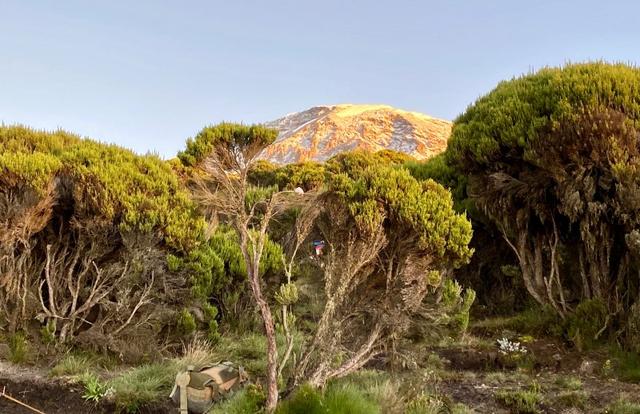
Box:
1 0 638 157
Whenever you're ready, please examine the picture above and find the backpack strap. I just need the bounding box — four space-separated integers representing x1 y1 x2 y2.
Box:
175 372 191 414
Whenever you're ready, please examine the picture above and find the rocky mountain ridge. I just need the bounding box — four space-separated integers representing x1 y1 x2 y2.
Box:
260 104 450 164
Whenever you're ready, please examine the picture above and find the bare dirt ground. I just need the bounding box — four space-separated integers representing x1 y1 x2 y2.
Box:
0 362 173 414
432 336 640 413
1 336 640 413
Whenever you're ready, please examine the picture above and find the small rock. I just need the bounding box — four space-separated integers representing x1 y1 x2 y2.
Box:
579 359 595 374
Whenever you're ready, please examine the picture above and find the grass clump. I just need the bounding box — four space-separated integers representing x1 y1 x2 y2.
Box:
554 375 582 390
175 337 217 370
406 393 473 414
208 385 265 414
50 354 94 377
555 390 588 409
495 384 541 414
81 372 113 403
108 363 176 413
8 332 29 363
275 383 380 414
607 399 640 414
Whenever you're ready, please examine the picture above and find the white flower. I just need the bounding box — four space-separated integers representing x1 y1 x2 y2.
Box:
497 337 527 355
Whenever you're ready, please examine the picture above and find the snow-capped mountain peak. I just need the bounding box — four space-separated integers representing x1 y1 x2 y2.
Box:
260 104 450 164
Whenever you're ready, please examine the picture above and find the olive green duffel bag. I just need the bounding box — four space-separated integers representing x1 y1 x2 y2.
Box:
169 361 248 413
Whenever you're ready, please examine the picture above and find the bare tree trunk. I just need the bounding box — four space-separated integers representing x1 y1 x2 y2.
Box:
249 271 279 411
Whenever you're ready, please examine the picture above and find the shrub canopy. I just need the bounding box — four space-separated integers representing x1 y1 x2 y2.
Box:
441 62 640 345
0 125 204 251
0 126 207 348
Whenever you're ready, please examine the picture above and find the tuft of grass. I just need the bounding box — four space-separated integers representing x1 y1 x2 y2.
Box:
323 383 381 414
8 332 29 363
554 375 582 390
328 369 403 412
208 385 265 414
212 333 267 376
175 337 216 370
607 399 640 414
107 362 176 413
276 382 381 414
81 372 113 403
406 393 473 414
50 354 94 377
495 386 541 414
555 390 588 409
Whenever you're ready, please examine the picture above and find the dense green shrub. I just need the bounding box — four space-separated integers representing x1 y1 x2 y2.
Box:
178 123 278 168
0 126 210 349
440 62 640 343
177 309 197 335
296 151 473 385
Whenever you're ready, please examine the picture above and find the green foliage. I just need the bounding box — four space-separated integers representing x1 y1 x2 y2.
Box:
275 283 299 306
108 363 176 413
607 399 640 414
275 383 380 414
611 350 640 382
474 306 564 338
374 149 414 165
554 376 582 391
405 394 473 414
208 385 265 414
326 152 473 268
203 304 221 343
275 384 324 414
50 354 94 377
495 386 541 414
166 254 183 272
447 62 640 166
441 62 640 341
177 309 197 335
184 242 226 299
322 384 381 414
565 299 608 350
0 126 213 344
8 332 29 363
81 372 112 403
274 161 325 191
0 126 204 250
404 153 470 212
442 279 476 337
178 122 278 168
208 226 283 283
40 321 56 345
248 160 279 188
554 390 588 409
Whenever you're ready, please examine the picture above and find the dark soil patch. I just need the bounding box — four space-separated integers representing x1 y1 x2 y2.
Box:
0 377 175 414
432 337 640 413
0 377 101 414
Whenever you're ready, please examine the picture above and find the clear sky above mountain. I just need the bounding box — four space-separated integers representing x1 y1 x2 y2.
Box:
1 0 638 157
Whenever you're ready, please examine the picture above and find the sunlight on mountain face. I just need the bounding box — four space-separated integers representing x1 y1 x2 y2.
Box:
261 104 451 164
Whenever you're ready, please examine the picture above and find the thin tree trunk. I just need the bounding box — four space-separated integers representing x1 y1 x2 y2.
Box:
247 264 279 412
